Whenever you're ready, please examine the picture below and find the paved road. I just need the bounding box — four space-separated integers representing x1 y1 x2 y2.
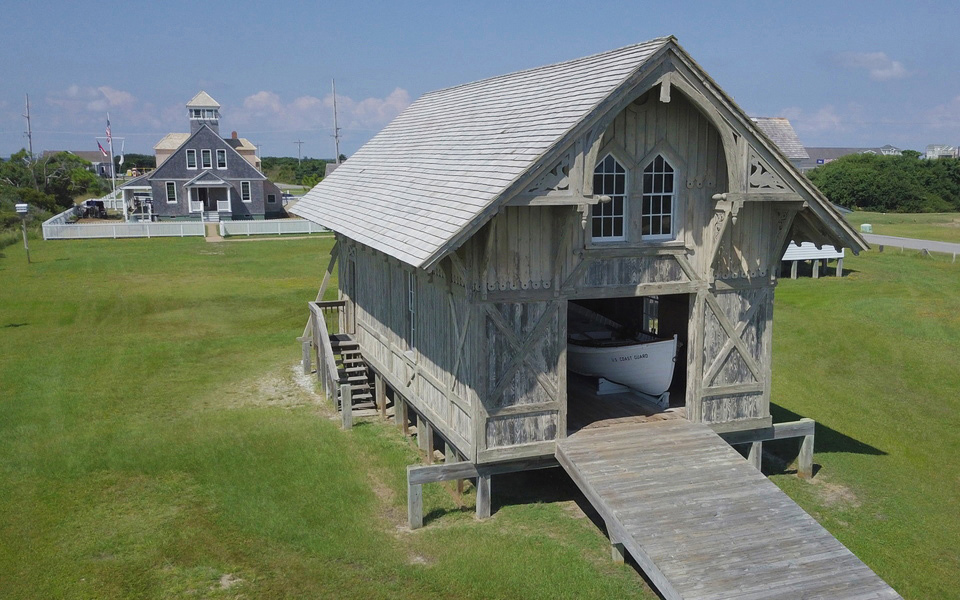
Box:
862 233 960 258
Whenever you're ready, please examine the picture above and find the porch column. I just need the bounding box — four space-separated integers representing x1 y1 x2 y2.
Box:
227 185 232 208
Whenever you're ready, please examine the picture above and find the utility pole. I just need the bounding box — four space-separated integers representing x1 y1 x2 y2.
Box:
331 79 342 164
294 139 304 165
23 94 33 156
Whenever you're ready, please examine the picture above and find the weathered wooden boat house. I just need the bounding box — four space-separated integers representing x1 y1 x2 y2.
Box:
294 37 900 599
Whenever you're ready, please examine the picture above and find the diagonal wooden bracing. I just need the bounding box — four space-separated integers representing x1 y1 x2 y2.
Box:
701 291 764 388
484 302 560 405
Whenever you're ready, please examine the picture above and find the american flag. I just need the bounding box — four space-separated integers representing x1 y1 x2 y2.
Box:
106 115 112 144
97 141 108 157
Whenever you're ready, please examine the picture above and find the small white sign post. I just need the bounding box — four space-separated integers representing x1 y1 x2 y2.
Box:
15 203 30 264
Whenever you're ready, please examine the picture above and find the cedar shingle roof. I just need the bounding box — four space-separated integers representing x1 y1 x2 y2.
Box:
186 91 220 108
751 118 809 160
293 38 672 267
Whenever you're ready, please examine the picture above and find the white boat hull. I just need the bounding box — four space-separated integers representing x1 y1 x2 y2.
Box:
568 335 678 396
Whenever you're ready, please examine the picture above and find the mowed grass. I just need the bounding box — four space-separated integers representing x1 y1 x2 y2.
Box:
844 210 960 243
0 237 653 600
770 249 960 599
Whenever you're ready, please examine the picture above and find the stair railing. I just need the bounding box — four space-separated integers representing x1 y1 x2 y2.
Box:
308 300 345 402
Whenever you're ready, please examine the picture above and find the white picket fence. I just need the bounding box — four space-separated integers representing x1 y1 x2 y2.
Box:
43 219 205 239
219 218 329 237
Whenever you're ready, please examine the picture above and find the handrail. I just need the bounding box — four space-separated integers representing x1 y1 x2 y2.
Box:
309 301 341 400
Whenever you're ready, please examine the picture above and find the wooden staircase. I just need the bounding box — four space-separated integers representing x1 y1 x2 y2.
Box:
329 333 374 410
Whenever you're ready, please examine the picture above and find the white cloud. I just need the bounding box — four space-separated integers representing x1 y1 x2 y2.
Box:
43 85 174 133
233 88 412 133
779 105 845 135
834 51 908 81
926 95 960 128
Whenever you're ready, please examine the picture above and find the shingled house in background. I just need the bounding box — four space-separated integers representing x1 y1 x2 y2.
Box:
120 92 283 222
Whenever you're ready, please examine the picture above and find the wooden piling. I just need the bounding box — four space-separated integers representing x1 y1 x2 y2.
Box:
340 384 352 430
748 441 762 471
476 474 491 519
798 432 814 479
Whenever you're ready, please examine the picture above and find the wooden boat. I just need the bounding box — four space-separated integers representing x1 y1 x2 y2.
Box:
567 303 678 399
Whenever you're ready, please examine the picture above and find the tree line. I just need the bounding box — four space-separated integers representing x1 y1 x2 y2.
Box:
806 152 960 213
260 157 331 187
1 150 110 239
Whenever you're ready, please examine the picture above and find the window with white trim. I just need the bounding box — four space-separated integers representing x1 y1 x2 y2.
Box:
186 149 197 169
240 181 251 202
190 109 202 119
641 155 675 240
201 149 212 169
165 182 177 203
216 149 227 169
590 154 626 241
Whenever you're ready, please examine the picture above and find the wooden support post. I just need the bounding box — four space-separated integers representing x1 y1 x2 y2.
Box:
395 396 409 435
444 444 463 496
748 441 762 471
798 433 814 479
340 384 352 430
611 540 626 564
836 257 843 277
418 419 434 464
375 373 386 419
790 260 798 279
476 474 491 519
301 341 312 375
407 477 423 530
812 259 820 279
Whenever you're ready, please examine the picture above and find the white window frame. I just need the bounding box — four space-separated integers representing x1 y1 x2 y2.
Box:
165 182 177 204
204 109 216 119
216 149 227 169
640 154 677 241
185 149 197 170
590 153 628 242
240 181 252 203
190 109 202 119
201 149 212 170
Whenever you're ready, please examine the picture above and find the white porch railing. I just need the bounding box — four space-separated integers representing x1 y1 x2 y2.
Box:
189 200 203 213
217 200 231 212
219 218 329 237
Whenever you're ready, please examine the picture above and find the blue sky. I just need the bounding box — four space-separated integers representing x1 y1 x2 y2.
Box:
2 0 958 159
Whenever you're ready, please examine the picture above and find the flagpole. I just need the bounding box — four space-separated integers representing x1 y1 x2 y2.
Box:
106 113 125 221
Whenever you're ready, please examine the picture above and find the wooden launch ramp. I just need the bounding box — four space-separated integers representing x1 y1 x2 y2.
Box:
556 419 900 600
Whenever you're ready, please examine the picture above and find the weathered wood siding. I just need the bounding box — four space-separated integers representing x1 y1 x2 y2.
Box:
348 237 478 455
477 300 566 460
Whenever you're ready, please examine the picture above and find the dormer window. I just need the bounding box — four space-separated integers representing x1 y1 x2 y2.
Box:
641 155 675 240
590 154 626 241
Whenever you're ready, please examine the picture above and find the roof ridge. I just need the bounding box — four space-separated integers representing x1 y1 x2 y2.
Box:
420 36 674 99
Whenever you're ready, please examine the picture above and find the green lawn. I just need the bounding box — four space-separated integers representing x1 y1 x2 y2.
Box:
1 237 956 599
0 237 653 600
844 210 960 243
770 248 960 599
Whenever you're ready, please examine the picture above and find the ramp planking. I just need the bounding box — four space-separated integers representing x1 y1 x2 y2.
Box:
556 419 900 600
